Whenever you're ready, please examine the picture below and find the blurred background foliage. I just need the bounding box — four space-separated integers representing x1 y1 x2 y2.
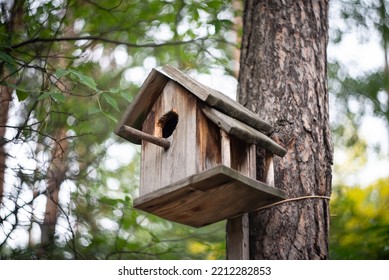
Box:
0 0 388 259
330 178 389 259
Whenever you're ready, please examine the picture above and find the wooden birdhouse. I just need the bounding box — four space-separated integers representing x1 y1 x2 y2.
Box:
115 65 287 227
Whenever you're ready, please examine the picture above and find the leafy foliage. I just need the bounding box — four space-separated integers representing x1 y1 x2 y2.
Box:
1 0 234 259
329 0 389 151
0 0 388 260
328 0 389 260
330 178 389 259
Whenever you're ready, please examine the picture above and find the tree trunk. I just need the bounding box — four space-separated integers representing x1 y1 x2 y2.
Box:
238 0 333 259
40 128 69 249
0 86 12 205
0 0 24 205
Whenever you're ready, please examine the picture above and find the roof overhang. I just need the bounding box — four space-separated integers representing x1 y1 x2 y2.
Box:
115 65 273 145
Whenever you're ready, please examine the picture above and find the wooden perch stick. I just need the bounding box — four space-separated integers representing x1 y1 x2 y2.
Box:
117 125 170 150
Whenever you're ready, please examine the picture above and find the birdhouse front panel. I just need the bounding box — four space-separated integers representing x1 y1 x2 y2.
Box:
140 80 221 196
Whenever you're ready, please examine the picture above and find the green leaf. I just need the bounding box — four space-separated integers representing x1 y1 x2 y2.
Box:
38 92 52 100
109 88 120 94
16 89 29 101
88 106 101 115
55 69 71 78
37 91 65 102
118 91 133 102
110 88 133 102
102 111 117 123
56 69 97 90
3 83 29 101
52 91 66 102
0 51 16 65
0 51 17 73
103 94 119 112
149 231 161 243
70 70 97 90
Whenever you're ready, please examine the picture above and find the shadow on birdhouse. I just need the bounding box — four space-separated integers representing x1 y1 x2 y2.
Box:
115 65 287 228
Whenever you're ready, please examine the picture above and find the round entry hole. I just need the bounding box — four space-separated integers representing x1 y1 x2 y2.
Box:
157 110 179 138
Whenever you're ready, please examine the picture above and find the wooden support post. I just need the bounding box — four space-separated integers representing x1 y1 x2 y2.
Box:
221 130 231 167
226 214 249 260
226 136 256 260
264 153 275 187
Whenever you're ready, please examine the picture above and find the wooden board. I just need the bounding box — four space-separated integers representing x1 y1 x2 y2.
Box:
195 103 222 173
223 132 255 260
162 65 272 133
202 106 287 157
115 69 170 144
133 165 286 228
115 65 273 145
140 80 198 196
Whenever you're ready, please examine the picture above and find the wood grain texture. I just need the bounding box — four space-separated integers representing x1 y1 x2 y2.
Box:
195 103 222 173
134 165 286 228
220 130 231 167
226 143 256 260
238 0 333 259
140 80 198 196
115 65 274 146
162 65 272 133
115 69 170 144
140 82 223 196
202 106 286 157
226 215 249 259
118 125 170 150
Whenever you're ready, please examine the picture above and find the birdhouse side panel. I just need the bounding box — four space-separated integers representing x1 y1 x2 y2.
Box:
140 81 198 196
230 135 255 177
196 103 222 172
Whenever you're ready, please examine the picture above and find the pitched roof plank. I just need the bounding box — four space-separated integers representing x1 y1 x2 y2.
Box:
115 69 170 144
202 106 287 157
162 65 272 133
116 65 275 145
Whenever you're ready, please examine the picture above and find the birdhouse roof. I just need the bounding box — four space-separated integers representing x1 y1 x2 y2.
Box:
116 65 273 144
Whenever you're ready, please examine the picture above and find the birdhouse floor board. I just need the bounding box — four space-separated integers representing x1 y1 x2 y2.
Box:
133 165 286 228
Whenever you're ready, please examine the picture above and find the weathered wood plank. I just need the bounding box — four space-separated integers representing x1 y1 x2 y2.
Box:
115 69 170 144
116 65 274 145
226 215 249 260
226 143 256 260
195 103 222 173
264 153 275 187
162 65 272 133
221 130 231 167
140 81 198 196
134 165 286 228
202 106 287 157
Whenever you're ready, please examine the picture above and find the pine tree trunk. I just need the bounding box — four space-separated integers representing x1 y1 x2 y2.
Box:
238 0 333 259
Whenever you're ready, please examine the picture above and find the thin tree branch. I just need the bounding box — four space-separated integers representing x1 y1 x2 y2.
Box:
83 0 123 12
9 36 210 50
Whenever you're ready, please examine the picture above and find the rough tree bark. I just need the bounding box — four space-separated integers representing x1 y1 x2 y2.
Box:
237 0 333 259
